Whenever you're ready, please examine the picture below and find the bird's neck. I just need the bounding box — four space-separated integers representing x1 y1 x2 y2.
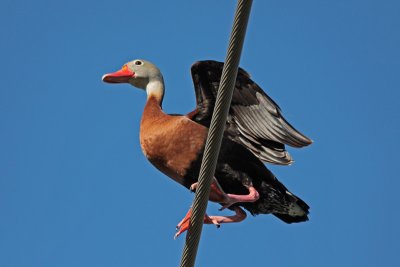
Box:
146 79 164 106
141 79 167 133
140 87 169 155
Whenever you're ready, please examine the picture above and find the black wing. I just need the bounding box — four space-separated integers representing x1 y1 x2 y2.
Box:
189 60 312 165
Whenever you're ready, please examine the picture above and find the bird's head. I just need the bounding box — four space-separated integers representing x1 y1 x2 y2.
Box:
102 59 163 88
102 59 164 102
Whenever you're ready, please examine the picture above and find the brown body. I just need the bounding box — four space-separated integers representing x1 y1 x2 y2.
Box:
140 97 207 186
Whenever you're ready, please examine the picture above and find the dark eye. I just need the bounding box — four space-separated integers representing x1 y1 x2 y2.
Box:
135 61 142 65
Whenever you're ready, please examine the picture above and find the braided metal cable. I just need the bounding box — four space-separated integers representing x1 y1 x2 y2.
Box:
179 1 253 266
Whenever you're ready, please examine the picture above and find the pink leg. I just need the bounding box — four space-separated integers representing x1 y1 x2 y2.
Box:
221 186 260 210
190 177 260 210
190 178 227 203
174 206 247 239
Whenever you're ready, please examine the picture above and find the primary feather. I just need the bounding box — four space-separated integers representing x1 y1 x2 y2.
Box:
189 60 312 165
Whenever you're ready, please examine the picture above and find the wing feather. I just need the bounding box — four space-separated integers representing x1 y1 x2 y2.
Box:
189 60 312 165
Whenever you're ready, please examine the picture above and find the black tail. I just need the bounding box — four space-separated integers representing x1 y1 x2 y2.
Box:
243 167 310 223
273 196 309 223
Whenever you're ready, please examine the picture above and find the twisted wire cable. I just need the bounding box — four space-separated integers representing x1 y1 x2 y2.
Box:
179 1 253 266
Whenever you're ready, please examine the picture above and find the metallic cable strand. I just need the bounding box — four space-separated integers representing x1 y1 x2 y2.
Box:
179 1 253 266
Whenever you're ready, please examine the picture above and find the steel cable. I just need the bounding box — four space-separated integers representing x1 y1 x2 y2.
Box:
179 1 253 266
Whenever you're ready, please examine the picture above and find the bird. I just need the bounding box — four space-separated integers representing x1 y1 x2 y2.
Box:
102 59 312 238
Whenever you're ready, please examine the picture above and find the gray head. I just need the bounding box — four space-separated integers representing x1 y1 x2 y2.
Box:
102 59 165 101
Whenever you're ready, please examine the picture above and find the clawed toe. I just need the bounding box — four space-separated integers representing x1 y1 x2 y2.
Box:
174 208 221 239
174 206 247 239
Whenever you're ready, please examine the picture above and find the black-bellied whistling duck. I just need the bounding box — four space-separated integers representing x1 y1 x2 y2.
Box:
102 59 312 238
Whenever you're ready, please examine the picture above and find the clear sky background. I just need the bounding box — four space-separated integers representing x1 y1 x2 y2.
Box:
1 0 399 266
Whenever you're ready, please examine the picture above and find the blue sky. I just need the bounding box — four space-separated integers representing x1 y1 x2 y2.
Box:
1 0 399 266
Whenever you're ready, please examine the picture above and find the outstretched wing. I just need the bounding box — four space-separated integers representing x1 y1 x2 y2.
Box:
188 60 312 165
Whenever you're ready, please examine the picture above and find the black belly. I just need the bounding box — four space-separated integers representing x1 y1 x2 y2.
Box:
183 137 273 194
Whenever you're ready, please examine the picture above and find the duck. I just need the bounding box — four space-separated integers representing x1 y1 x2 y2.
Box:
102 59 312 238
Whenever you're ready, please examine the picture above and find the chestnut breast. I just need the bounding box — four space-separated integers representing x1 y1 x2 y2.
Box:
140 98 208 185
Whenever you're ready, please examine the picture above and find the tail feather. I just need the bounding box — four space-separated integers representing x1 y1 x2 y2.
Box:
243 171 310 223
273 212 308 223
273 196 309 223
